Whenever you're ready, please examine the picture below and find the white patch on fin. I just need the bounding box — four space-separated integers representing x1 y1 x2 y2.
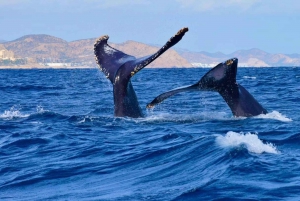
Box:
104 46 116 55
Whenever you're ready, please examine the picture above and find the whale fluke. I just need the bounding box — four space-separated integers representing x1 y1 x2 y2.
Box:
147 58 267 117
94 27 189 118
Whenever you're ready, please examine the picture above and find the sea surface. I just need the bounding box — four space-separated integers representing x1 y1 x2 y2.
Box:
0 67 299 200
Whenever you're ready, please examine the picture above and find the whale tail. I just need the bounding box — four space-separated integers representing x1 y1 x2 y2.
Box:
147 58 267 117
94 27 189 83
146 58 238 108
94 27 189 118
199 58 267 116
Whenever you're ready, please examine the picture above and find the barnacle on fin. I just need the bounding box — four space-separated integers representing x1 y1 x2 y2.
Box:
176 27 189 36
168 27 189 42
146 104 154 109
226 59 233 65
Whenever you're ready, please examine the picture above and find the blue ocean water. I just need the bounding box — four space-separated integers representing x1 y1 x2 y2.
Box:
0 67 299 200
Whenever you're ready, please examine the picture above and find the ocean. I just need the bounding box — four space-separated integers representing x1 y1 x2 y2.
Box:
0 67 299 200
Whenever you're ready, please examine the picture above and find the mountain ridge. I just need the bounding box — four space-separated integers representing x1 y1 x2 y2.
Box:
178 48 300 67
1 34 191 67
1 34 300 67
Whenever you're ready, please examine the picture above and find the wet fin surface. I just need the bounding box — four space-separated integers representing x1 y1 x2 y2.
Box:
146 58 238 108
126 27 189 78
94 27 189 118
230 84 267 117
94 35 136 83
146 84 198 108
94 27 189 84
147 58 267 117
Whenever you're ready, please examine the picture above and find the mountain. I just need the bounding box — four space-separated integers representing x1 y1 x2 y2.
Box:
4 34 72 63
2 34 191 68
179 48 300 67
110 41 191 68
0 40 6 43
2 34 300 67
0 44 28 66
0 44 15 59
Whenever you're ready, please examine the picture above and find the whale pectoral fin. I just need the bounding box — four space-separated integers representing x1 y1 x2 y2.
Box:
94 35 136 83
126 27 189 78
146 84 198 108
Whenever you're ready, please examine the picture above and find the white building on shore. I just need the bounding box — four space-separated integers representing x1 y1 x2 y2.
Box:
44 63 72 67
191 62 250 68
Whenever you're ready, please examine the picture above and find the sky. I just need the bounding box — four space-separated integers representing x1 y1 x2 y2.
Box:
0 0 300 54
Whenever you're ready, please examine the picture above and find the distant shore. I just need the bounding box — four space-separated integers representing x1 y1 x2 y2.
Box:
0 65 95 69
0 65 298 69
0 65 207 69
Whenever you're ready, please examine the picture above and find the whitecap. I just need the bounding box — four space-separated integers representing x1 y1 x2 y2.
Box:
36 105 49 113
215 131 279 154
142 111 233 123
255 111 292 122
243 76 256 79
0 106 29 120
78 116 94 123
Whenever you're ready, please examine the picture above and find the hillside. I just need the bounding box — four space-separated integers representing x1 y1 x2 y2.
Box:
110 41 191 68
178 48 300 67
0 44 28 66
4 35 73 63
1 35 191 68
1 34 300 68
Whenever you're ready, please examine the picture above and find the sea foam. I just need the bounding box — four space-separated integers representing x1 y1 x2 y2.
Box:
255 111 292 122
143 111 232 123
216 131 279 154
243 76 256 79
0 106 29 119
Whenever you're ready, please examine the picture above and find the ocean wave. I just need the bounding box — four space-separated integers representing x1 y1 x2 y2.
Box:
0 85 64 91
276 133 300 144
255 111 292 122
77 115 99 123
0 105 70 121
71 115 115 125
0 106 29 120
28 111 68 121
1 138 49 149
215 131 279 154
141 111 233 123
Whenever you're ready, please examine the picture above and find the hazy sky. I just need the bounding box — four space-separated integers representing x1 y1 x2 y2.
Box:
1 0 300 54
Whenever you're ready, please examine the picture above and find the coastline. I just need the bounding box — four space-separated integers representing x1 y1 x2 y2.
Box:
0 65 96 69
0 65 298 69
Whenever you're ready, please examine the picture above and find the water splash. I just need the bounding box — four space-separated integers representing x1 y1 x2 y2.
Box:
36 105 48 113
215 131 279 154
243 76 256 79
0 105 29 120
255 111 292 122
78 115 96 123
142 111 232 123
